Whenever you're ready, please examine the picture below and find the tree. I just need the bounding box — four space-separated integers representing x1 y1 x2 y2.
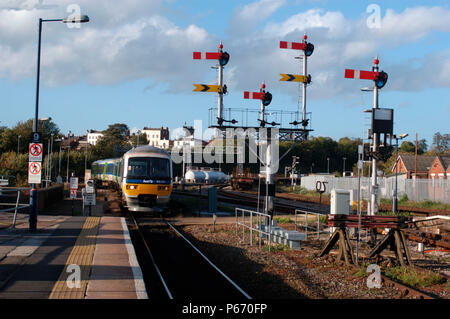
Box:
0 119 61 154
92 123 131 159
431 132 449 154
129 133 149 147
399 141 415 153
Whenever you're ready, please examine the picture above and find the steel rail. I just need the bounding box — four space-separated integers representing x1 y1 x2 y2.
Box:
129 213 173 299
166 221 252 300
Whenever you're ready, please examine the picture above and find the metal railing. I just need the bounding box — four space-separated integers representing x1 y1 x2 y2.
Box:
294 209 329 240
0 188 31 229
235 208 272 252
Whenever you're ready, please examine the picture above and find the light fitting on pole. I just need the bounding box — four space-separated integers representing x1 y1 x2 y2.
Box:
62 15 90 24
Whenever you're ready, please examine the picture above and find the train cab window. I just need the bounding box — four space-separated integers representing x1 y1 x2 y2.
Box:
127 157 170 180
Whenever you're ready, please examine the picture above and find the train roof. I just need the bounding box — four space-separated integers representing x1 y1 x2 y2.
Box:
125 145 170 157
92 158 121 165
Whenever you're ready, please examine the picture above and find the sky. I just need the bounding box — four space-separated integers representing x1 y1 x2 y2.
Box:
0 0 449 147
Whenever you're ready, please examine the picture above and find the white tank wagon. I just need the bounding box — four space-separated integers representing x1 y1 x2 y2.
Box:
204 170 229 184
184 170 207 183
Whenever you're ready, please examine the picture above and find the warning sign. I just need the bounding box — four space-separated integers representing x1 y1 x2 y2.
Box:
29 143 43 162
70 177 79 190
28 162 42 184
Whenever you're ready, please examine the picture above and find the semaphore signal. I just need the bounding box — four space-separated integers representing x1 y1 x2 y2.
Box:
193 42 230 126
344 56 390 218
279 33 314 131
243 82 274 127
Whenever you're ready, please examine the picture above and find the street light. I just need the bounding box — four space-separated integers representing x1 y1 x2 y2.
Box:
30 15 89 232
85 130 89 181
54 138 62 182
66 130 72 183
393 133 409 213
327 157 330 174
343 157 347 177
136 130 141 147
17 135 21 154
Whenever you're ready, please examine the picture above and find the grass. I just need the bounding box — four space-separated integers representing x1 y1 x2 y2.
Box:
277 185 328 198
384 266 447 288
263 243 289 252
273 216 292 224
353 261 370 278
381 195 450 211
446 282 450 291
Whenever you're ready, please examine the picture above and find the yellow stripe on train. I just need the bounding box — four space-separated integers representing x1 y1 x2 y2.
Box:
123 183 172 196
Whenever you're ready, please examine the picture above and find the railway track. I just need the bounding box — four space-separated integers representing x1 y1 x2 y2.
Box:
127 211 251 299
173 189 328 215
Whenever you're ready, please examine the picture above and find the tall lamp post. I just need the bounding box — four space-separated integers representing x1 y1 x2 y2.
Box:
54 138 62 181
66 130 72 183
393 133 408 213
327 157 330 174
17 135 21 154
342 157 347 177
29 14 89 232
85 130 89 181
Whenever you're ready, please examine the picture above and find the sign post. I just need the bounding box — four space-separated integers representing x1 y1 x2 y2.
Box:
70 177 78 216
82 180 96 216
28 138 43 231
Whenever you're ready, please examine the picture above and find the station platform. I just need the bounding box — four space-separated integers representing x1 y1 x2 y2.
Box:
0 213 147 299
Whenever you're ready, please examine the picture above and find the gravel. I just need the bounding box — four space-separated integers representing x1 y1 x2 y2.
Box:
179 223 431 299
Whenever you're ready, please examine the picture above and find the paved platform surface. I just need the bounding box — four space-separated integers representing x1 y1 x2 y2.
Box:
0 214 147 299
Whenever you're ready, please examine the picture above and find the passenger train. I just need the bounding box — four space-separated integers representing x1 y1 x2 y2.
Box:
91 146 173 212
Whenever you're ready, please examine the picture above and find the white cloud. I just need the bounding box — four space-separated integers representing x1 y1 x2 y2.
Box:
0 3 450 99
228 0 286 35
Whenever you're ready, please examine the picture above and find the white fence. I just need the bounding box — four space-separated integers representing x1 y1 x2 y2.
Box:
299 175 450 204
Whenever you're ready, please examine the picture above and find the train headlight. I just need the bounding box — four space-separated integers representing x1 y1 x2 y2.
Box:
126 185 138 190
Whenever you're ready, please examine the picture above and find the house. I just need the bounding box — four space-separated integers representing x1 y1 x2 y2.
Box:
172 136 207 149
141 127 170 149
394 154 435 179
87 130 104 146
429 155 450 179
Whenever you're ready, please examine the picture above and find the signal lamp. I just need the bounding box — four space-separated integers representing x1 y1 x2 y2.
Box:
219 52 230 66
305 42 314 56
262 92 272 106
374 71 388 89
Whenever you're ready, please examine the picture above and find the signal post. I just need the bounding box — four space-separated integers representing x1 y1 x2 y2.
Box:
345 57 389 216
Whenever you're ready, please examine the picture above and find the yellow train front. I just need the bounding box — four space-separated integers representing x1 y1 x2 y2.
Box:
92 146 172 212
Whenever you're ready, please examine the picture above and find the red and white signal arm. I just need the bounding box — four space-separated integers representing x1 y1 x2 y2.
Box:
344 69 377 80
280 41 307 50
193 52 220 60
244 91 264 100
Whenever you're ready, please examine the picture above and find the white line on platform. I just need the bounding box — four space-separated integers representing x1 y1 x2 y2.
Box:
121 217 149 299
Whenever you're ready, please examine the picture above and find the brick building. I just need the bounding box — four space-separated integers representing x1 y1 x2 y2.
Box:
429 155 450 179
394 154 435 179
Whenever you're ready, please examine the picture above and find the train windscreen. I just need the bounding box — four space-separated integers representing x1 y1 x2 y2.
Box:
127 157 170 180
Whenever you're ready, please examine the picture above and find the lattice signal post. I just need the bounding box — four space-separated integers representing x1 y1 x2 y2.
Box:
280 34 314 131
345 57 389 216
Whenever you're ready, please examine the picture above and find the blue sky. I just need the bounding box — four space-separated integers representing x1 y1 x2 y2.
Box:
1 0 449 147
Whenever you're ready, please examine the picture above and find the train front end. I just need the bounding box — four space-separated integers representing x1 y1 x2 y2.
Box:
122 147 172 212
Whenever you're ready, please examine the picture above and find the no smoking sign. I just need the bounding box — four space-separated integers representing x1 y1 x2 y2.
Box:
28 162 42 184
